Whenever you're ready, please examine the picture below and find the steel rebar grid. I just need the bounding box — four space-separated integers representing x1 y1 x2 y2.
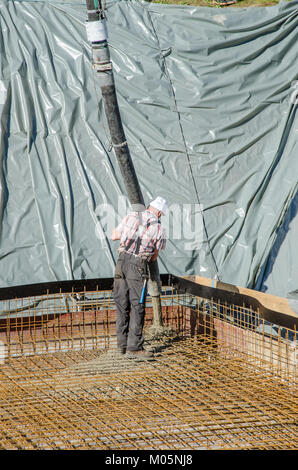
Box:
0 288 297 450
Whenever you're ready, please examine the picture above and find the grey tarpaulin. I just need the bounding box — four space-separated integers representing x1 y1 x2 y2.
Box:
0 0 297 297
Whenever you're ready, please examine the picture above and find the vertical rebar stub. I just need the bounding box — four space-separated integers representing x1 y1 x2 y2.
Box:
0 339 7 363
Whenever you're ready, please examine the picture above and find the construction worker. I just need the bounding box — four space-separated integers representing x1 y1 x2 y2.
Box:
111 196 168 359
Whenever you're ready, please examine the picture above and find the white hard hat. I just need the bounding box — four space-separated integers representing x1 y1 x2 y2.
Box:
149 196 168 215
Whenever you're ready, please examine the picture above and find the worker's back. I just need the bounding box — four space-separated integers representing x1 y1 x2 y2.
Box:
116 209 166 261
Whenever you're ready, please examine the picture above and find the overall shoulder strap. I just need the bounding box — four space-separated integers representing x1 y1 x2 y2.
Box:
124 212 143 253
134 212 143 255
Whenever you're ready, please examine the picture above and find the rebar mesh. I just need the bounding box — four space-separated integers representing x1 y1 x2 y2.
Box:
0 286 297 450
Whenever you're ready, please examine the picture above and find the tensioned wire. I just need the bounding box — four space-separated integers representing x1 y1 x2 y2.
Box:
131 0 220 280
91 0 221 279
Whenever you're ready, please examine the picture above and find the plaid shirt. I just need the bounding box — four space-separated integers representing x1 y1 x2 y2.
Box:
115 210 166 261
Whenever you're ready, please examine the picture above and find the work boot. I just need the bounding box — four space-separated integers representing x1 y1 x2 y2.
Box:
126 349 154 360
116 347 126 356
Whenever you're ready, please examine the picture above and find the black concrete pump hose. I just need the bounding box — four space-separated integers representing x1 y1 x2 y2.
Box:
85 0 144 207
85 0 164 327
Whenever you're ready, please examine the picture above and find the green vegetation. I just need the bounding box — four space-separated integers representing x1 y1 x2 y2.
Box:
148 0 292 8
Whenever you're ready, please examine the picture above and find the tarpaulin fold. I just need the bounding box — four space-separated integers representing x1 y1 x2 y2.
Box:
0 0 297 298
